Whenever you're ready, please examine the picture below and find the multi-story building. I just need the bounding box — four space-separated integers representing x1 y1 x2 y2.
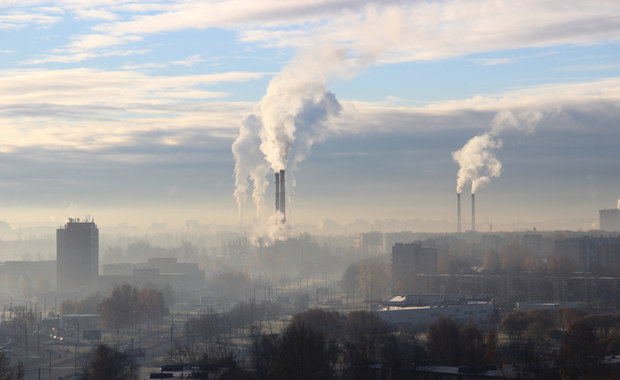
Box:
57 218 98 294
392 242 437 293
554 236 620 273
99 257 205 299
354 231 384 255
409 273 620 310
600 208 620 232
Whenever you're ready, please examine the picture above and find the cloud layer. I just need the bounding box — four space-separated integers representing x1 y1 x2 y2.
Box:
2 0 620 229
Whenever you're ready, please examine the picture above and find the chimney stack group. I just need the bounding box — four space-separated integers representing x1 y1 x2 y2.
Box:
456 192 477 232
471 193 476 232
275 169 286 223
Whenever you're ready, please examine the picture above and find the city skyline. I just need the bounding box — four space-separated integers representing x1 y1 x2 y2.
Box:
2 1 620 231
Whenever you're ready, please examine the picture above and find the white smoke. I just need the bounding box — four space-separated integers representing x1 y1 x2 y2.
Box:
232 2 414 233
452 132 503 194
232 114 270 220
232 46 348 236
617 198 620 209
452 110 543 194
257 47 348 172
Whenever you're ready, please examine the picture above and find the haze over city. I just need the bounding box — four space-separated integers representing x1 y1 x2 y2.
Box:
4 2 620 379
2 1 620 231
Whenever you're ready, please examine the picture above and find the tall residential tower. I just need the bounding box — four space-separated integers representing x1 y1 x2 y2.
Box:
57 218 99 294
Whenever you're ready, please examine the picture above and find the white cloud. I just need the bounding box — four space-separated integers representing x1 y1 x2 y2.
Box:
23 48 152 64
10 1 620 67
0 67 270 156
72 8 118 21
0 68 269 107
2 63 617 166
69 33 140 50
331 77 620 135
171 54 206 67
0 12 61 30
121 62 168 70
475 57 520 66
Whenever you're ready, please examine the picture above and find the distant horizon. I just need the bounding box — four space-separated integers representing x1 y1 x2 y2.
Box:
1 211 616 235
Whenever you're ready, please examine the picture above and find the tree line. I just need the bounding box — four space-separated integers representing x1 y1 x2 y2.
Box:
60 284 169 330
71 306 620 379
176 308 620 379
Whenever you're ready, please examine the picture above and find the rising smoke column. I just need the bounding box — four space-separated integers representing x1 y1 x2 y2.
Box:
232 46 347 224
452 110 542 195
232 114 272 220
232 4 416 231
452 132 503 195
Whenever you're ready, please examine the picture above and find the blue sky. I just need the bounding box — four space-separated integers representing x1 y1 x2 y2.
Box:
1 0 620 232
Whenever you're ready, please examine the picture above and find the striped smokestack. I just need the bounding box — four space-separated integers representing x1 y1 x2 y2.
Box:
457 193 461 233
275 172 280 212
471 193 476 232
279 169 286 223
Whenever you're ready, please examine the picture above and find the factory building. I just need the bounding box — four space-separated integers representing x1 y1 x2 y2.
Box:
57 218 99 295
376 294 494 328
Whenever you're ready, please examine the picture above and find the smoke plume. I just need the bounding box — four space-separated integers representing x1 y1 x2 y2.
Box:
232 46 347 231
231 4 443 237
452 110 542 194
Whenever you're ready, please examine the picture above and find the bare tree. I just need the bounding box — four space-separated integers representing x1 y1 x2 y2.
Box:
81 344 138 380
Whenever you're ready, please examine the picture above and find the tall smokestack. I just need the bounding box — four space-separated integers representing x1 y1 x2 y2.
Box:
471 193 476 232
457 193 462 233
275 172 280 212
279 169 286 223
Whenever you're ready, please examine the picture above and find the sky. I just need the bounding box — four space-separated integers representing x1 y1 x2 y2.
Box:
1 0 620 233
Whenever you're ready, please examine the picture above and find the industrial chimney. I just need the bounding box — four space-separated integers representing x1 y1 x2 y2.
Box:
457 193 462 233
471 193 476 232
275 172 280 212
279 169 286 223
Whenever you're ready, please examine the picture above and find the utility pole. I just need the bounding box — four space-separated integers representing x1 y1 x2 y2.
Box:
74 322 79 373
25 324 28 360
170 314 174 354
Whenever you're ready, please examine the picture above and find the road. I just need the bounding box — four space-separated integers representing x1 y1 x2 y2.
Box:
22 327 181 380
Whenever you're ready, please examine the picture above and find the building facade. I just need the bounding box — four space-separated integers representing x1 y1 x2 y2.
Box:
554 236 620 272
409 273 620 310
392 242 438 293
57 218 99 294
376 294 493 328
600 209 620 232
